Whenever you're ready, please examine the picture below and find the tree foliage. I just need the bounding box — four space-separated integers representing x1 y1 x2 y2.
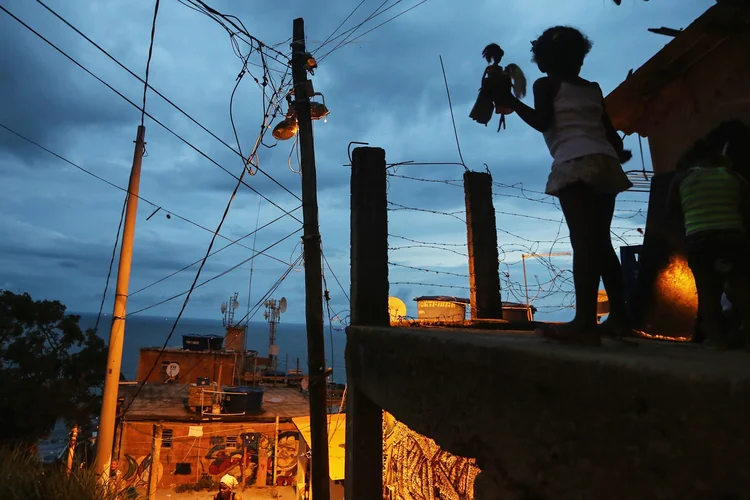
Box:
0 291 107 443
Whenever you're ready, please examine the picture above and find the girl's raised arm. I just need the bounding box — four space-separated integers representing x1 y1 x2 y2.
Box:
508 77 560 133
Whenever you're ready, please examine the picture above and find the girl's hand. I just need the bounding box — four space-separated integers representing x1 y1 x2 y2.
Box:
619 149 633 164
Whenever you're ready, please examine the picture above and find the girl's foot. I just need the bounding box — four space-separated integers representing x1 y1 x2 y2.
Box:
535 322 601 346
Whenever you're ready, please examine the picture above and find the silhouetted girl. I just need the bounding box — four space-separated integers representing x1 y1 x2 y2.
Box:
499 26 633 345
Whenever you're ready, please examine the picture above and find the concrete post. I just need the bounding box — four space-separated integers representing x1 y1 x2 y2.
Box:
346 146 387 500
463 171 503 320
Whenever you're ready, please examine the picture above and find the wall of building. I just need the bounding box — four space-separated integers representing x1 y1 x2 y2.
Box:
136 349 239 386
643 31 750 175
116 420 300 491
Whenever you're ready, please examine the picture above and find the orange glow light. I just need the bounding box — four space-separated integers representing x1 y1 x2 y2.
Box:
656 256 698 311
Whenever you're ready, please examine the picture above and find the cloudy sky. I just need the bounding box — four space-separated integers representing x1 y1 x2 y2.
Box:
0 0 713 328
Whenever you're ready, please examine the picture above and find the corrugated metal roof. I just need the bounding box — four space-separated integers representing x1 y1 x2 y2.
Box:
118 383 310 423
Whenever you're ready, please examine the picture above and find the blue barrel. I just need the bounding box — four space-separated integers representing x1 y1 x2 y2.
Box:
224 386 265 414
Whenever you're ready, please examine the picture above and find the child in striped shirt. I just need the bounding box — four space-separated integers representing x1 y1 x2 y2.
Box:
668 137 750 349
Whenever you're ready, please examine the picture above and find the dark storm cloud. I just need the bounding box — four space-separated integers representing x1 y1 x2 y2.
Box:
0 0 713 323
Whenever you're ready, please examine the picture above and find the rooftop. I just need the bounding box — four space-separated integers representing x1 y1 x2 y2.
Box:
118 383 310 423
606 0 750 134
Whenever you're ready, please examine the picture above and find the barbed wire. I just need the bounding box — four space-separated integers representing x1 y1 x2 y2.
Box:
383 154 647 316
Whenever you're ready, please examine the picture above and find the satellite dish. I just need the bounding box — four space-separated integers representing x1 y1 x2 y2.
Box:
166 362 180 378
279 297 287 314
220 303 227 314
232 300 240 310
388 297 407 322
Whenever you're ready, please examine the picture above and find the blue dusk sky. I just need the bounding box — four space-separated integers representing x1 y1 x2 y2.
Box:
0 0 713 326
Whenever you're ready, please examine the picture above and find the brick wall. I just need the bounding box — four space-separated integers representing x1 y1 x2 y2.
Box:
116 420 300 490
644 32 750 175
136 349 239 386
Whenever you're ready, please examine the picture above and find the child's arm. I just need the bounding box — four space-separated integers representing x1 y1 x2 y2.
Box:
597 83 632 164
507 77 560 133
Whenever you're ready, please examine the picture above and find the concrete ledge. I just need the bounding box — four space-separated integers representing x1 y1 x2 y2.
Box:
346 325 750 500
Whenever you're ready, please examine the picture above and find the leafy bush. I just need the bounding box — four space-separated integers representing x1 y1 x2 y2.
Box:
0 445 122 500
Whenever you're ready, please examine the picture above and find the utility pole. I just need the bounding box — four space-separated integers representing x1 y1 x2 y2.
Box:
292 17 331 500
147 424 163 499
93 125 146 479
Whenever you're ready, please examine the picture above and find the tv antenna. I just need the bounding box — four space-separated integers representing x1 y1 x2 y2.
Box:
264 297 287 372
222 292 240 327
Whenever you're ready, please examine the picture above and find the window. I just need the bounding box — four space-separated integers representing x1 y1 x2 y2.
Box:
162 429 173 448
174 463 191 475
225 436 238 450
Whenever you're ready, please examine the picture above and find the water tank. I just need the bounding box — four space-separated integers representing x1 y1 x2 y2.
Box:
414 296 469 322
501 302 535 322
182 334 208 351
224 386 265 414
206 335 224 351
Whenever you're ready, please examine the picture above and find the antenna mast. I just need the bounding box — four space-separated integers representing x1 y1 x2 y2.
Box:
264 297 287 374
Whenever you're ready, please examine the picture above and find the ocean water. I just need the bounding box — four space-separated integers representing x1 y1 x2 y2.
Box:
76 312 348 384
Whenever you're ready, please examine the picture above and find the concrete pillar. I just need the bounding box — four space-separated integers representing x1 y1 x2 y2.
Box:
464 171 503 320
346 146 387 500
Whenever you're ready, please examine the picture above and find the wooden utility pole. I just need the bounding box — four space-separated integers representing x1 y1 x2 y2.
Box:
66 424 78 475
94 125 146 479
291 17 331 500
147 424 162 499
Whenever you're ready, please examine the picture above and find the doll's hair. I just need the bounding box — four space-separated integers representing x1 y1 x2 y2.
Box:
530 26 593 75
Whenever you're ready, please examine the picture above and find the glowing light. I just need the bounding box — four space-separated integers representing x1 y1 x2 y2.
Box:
656 256 698 312
272 115 298 140
634 256 696 343
309 93 330 121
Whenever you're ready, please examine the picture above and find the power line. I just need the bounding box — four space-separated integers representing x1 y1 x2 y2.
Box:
126 228 301 317
321 250 350 304
31 0 301 205
319 0 429 62
93 195 127 333
315 0 366 56
141 0 160 127
315 0 390 60
122 253 303 417
129 207 302 297
0 122 296 268
439 55 466 169
0 4 301 222
129 61 293 391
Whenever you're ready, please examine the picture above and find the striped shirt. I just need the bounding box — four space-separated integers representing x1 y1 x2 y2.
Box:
679 166 744 236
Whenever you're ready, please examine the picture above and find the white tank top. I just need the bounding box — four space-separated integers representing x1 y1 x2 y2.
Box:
542 81 619 166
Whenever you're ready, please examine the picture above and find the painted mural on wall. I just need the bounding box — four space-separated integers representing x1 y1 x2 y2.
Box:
113 454 164 489
383 413 480 500
202 431 299 486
